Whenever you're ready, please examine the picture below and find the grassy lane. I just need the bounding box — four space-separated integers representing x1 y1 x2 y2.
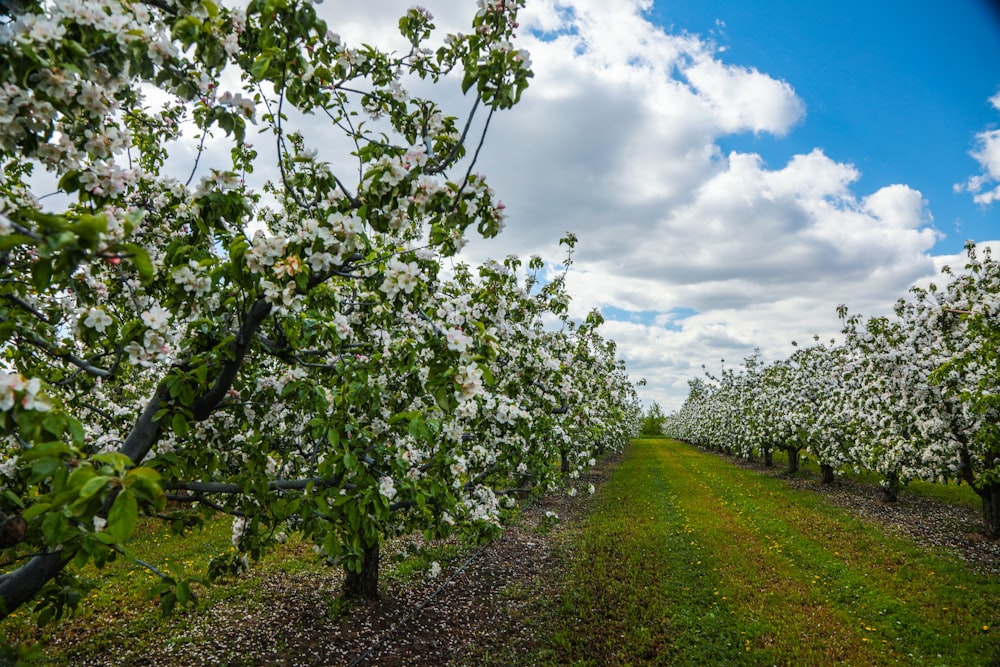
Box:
524 438 1000 666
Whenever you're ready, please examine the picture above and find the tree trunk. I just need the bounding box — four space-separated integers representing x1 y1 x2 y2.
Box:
881 471 899 502
342 541 380 599
763 448 773 467
787 448 799 474
560 450 569 474
820 463 835 484
977 482 1000 540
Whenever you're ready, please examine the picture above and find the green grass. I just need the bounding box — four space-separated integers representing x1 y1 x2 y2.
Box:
1 513 337 664
516 438 1000 666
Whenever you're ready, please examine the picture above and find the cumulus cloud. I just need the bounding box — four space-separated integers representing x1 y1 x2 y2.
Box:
955 92 1000 205
312 1 950 411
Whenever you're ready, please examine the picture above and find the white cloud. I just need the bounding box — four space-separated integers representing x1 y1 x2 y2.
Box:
956 92 1000 205
310 1 953 411
681 56 805 136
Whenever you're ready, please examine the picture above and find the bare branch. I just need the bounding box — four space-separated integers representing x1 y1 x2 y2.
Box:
19 332 113 378
425 94 481 175
162 494 246 517
165 475 352 494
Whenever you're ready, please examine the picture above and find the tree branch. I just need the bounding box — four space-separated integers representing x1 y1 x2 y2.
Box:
189 298 271 421
19 332 113 378
165 475 351 494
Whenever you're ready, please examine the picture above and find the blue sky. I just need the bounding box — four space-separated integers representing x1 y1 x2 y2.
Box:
655 0 1000 254
325 1 1000 410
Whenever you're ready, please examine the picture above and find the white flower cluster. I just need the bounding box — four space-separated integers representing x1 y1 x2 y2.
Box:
0 456 17 479
0 372 51 413
80 307 113 333
378 476 397 501
380 257 422 300
172 261 213 297
463 485 500 525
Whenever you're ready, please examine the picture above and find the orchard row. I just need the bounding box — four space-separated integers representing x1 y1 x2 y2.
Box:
664 242 1000 539
0 0 640 643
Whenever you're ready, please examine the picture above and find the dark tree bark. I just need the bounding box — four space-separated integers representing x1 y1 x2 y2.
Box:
881 470 900 502
820 463 835 484
343 542 381 599
763 447 773 467
956 444 1000 539
976 482 1000 540
0 552 67 617
786 448 800 474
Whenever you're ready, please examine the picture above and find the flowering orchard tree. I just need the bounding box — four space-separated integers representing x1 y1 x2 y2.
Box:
911 244 1000 537
0 0 638 635
737 351 774 465
839 312 929 500
791 340 854 483
747 359 806 473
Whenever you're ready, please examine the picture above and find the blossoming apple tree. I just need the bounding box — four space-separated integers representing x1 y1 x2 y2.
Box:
0 0 639 634
907 244 1000 537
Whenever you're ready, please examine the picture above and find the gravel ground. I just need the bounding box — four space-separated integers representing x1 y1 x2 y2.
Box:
69 459 612 667
61 449 998 666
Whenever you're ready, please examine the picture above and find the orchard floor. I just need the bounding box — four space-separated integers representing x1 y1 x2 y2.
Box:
30 443 1000 666
735 454 1000 578
43 459 614 667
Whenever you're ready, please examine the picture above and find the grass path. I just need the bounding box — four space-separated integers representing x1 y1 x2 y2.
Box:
524 438 1000 666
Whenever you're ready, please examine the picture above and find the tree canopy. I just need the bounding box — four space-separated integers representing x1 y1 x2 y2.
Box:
0 0 640 645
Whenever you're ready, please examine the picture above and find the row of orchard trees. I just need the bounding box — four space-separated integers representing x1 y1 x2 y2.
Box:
0 0 640 638
664 242 1000 540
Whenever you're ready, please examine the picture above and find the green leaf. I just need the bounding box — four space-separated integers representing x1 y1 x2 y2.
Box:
172 412 189 438
72 213 107 244
124 466 163 504
22 503 51 521
31 259 53 291
462 67 478 94
77 475 111 502
94 531 117 545
123 466 162 486
0 234 33 251
57 170 81 194
106 489 138 544
41 511 69 544
92 452 134 473
18 441 72 462
251 54 273 80
117 243 154 284
176 580 192 605
3 489 24 509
